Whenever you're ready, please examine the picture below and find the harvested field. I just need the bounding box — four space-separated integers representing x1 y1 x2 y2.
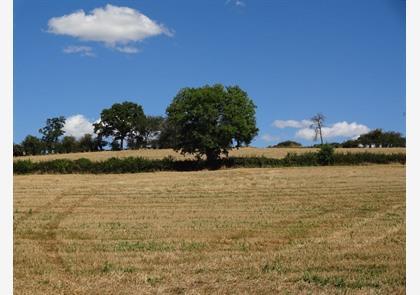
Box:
14 147 406 162
14 165 405 294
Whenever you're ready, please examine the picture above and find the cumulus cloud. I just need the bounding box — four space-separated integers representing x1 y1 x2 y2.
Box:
63 115 96 139
261 134 280 142
295 121 370 140
63 45 95 57
272 119 312 129
48 4 172 53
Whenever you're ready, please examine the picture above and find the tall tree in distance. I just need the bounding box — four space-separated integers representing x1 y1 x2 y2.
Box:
310 113 326 145
94 101 146 150
39 116 66 153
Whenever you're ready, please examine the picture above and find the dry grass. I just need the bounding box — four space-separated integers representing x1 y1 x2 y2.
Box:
15 147 406 162
14 165 405 294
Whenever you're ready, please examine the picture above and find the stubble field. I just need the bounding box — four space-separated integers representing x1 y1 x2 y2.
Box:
14 165 405 294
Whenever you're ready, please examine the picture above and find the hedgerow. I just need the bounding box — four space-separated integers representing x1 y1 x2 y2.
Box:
13 151 405 174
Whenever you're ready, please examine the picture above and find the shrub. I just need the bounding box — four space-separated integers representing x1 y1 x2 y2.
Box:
317 144 335 165
14 160 35 174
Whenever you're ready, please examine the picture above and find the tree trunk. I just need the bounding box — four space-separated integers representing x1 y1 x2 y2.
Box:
206 150 219 164
318 123 324 144
120 138 124 150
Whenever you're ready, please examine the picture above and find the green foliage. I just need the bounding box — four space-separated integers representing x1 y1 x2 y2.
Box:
333 152 405 165
78 134 96 152
21 135 44 155
343 129 406 148
14 152 405 174
13 144 25 157
110 140 122 151
268 140 302 148
166 84 259 162
94 101 147 150
39 116 66 153
317 144 335 165
58 136 79 154
143 115 165 148
14 160 36 174
341 139 360 148
282 152 318 166
157 118 178 149
302 271 346 288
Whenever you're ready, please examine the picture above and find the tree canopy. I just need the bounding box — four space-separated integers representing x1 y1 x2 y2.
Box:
39 116 66 153
94 101 147 150
166 84 258 162
343 129 406 147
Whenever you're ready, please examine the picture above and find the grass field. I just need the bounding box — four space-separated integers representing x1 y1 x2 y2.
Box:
14 165 405 294
14 147 406 162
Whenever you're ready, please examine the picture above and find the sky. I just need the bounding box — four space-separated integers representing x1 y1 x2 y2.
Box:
14 0 406 147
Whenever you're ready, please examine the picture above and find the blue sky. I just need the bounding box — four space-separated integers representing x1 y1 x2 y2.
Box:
14 0 406 147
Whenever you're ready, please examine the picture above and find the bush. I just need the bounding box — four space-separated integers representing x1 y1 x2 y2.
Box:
14 160 36 174
317 144 335 165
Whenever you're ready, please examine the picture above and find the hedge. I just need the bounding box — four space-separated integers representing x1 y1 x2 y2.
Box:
13 152 405 174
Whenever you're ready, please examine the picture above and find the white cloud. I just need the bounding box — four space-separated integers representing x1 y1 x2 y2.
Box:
272 119 312 129
63 45 95 57
261 134 280 142
295 121 370 141
63 115 96 139
115 46 140 54
48 4 172 53
226 0 246 7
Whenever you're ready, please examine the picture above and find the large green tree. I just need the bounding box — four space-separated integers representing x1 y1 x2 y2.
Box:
39 116 66 153
94 101 146 150
166 84 258 162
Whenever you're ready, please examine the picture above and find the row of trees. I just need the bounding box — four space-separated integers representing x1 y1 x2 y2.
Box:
269 129 406 149
341 129 406 148
13 113 173 156
14 84 259 162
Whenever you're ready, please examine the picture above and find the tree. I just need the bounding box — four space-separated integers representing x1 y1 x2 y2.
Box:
144 115 165 148
59 136 79 153
13 144 25 157
342 139 360 148
110 140 122 151
39 116 66 153
358 129 405 147
93 134 107 151
310 113 326 144
78 134 96 152
94 102 146 150
157 118 178 149
341 129 405 148
21 135 44 155
269 140 302 148
126 115 165 149
166 84 259 162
